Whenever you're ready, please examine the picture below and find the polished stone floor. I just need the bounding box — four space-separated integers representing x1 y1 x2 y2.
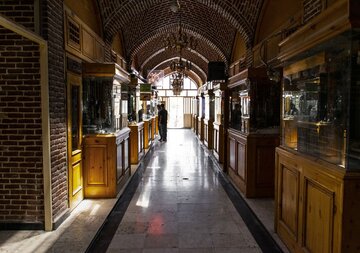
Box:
0 129 287 253
105 129 262 253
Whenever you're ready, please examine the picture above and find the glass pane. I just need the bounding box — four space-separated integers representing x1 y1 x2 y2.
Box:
187 90 197 96
229 86 242 132
83 78 114 133
281 32 358 168
71 85 80 151
190 80 197 89
183 78 190 89
117 143 123 179
163 76 170 89
124 139 129 169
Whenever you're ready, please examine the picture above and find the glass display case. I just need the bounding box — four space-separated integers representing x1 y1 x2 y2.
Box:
82 63 131 198
227 67 280 197
204 92 214 120
83 77 114 134
201 95 205 118
229 72 280 133
281 31 360 170
82 67 128 134
214 92 222 124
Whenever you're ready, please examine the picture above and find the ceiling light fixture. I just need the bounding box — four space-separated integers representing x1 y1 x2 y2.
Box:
164 0 196 95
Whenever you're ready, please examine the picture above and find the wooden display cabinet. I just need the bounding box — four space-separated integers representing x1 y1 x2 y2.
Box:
129 122 144 164
204 85 214 149
212 81 226 164
193 96 199 135
227 67 280 198
155 115 159 136
151 116 156 140
82 63 131 198
83 129 130 198
197 92 205 141
143 118 151 149
191 97 197 133
275 2 360 252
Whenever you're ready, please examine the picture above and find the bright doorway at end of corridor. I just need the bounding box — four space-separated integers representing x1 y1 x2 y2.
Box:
168 97 184 128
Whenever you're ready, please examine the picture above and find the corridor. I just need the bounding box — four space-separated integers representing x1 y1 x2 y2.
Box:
0 129 284 253
87 129 280 253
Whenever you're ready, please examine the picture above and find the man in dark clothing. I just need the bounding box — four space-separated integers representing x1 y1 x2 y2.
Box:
157 104 162 140
158 104 168 142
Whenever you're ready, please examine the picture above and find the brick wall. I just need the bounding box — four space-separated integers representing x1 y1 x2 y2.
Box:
41 0 68 222
0 0 68 226
0 0 35 31
0 27 43 224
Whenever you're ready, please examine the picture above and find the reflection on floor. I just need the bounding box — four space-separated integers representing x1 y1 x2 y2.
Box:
0 199 117 253
0 129 288 253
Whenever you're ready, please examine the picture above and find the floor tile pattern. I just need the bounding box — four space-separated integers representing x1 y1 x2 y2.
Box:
106 129 262 253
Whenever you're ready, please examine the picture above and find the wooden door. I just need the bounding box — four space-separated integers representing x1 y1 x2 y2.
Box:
67 73 83 210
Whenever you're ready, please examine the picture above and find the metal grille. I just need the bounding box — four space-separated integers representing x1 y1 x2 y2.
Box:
303 0 324 23
68 18 80 46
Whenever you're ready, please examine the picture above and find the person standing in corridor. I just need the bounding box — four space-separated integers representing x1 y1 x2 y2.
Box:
159 103 168 142
157 104 163 141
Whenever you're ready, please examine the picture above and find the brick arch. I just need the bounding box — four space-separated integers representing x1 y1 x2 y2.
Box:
119 3 237 60
98 0 260 48
153 57 207 83
141 48 208 71
131 25 226 68
162 67 203 87
142 49 209 80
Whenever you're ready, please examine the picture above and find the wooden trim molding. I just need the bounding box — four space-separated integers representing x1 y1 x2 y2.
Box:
278 0 350 61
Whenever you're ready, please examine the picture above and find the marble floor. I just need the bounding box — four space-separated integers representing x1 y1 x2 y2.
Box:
0 129 287 253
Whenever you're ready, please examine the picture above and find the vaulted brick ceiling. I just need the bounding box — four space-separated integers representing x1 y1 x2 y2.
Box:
97 0 264 83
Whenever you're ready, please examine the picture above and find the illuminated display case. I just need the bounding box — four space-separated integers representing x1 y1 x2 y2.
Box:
82 63 131 198
213 81 227 164
227 67 280 197
83 63 129 134
229 71 280 133
197 89 205 141
204 82 215 149
274 6 360 251
281 32 360 170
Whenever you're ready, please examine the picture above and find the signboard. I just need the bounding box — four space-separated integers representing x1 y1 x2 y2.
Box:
121 93 129 100
140 83 151 92
140 93 151 101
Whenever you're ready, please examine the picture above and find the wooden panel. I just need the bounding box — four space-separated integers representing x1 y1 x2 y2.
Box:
95 39 104 62
82 28 95 59
237 142 246 179
72 161 82 195
129 124 140 164
342 177 360 252
303 180 334 253
229 137 236 171
143 120 150 149
274 147 360 253
280 165 299 239
83 135 117 198
184 114 192 128
116 143 123 180
255 146 275 186
85 146 107 185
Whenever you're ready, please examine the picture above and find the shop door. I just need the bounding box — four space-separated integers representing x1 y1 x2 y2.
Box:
67 73 84 210
168 97 184 128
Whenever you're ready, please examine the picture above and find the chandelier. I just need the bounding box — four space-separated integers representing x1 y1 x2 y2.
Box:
170 72 183 96
163 0 197 54
165 0 196 95
169 58 192 95
170 57 191 73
